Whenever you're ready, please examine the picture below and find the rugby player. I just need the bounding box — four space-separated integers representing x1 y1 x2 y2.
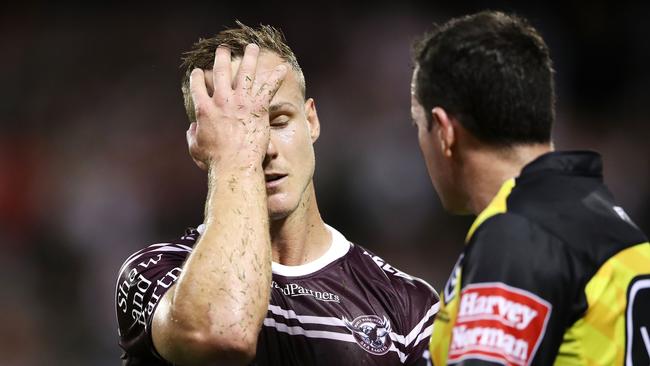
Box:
115 22 438 365
410 11 650 365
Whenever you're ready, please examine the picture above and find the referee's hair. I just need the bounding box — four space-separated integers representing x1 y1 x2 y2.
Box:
412 11 555 146
180 21 306 123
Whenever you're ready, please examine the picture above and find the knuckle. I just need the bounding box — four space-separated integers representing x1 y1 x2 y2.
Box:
194 104 207 117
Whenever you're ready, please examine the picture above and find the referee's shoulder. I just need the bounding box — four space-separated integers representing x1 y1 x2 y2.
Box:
471 212 551 248
467 212 570 275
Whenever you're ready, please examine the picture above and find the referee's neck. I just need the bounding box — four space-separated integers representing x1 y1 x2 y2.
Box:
464 143 553 215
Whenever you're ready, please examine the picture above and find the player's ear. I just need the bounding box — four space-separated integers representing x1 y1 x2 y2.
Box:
431 107 455 158
305 98 320 143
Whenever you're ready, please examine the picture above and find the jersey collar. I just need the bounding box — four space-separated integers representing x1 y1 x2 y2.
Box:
271 224 351 277
465 178 515 243
519 150 603 179
196 223 351 277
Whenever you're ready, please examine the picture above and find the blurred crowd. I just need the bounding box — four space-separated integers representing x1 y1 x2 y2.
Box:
1 1 649 364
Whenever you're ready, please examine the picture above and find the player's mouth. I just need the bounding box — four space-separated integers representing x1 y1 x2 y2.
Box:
265 173 287 188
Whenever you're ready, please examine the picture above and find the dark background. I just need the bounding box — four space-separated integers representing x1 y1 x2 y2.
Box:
1 1 649 364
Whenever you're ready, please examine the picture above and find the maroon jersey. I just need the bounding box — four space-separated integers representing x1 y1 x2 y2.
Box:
115 224 439 365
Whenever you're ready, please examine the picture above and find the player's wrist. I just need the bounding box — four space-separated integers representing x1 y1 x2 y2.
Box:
207 159 264 182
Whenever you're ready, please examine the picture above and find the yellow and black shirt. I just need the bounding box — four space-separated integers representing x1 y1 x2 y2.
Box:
430 151 650 365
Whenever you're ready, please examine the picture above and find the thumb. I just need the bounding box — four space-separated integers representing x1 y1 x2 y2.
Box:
186 122 198 147
186 122 207 170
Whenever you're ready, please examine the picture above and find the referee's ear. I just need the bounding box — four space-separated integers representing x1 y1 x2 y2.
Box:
431 107 455 158
305 98 320 143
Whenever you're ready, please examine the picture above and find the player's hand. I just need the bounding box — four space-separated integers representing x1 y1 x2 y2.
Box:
186 43 288 171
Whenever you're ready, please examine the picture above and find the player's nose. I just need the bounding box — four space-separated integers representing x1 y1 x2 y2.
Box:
263 137 279 165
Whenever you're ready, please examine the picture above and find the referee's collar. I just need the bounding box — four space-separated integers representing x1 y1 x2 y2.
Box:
520 150 603 179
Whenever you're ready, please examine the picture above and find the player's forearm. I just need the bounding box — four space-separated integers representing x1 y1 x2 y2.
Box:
152 44 286 364
168 164 271 357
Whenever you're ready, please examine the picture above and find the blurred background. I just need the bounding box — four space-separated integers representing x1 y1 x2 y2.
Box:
1 0 649 364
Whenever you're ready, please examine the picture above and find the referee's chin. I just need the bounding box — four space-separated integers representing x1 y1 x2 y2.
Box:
438 190 472 216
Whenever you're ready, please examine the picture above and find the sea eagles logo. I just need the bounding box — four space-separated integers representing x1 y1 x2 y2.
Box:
343 315 392 355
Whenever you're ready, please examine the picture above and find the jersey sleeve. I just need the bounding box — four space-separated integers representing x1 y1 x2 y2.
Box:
115 242 192 365
401 278 440 365
449 213 575 366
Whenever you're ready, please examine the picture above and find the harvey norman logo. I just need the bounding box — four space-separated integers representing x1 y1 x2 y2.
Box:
449 282 551 366
272 281 340 303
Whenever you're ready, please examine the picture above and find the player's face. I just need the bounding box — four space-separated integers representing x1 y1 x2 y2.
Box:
410 70 456 211
206 52 320 219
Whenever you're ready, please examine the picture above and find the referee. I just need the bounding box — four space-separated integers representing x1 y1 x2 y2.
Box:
409 10 650 365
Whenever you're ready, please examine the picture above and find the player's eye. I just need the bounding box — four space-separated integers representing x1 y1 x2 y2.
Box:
271 115 290 128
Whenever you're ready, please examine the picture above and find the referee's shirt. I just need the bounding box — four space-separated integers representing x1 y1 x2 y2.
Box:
430 151 650 365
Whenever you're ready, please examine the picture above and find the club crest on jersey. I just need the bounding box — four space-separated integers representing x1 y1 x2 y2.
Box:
343 315 392 355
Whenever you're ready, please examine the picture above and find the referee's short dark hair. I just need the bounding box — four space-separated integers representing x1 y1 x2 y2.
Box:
412 11 555 145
